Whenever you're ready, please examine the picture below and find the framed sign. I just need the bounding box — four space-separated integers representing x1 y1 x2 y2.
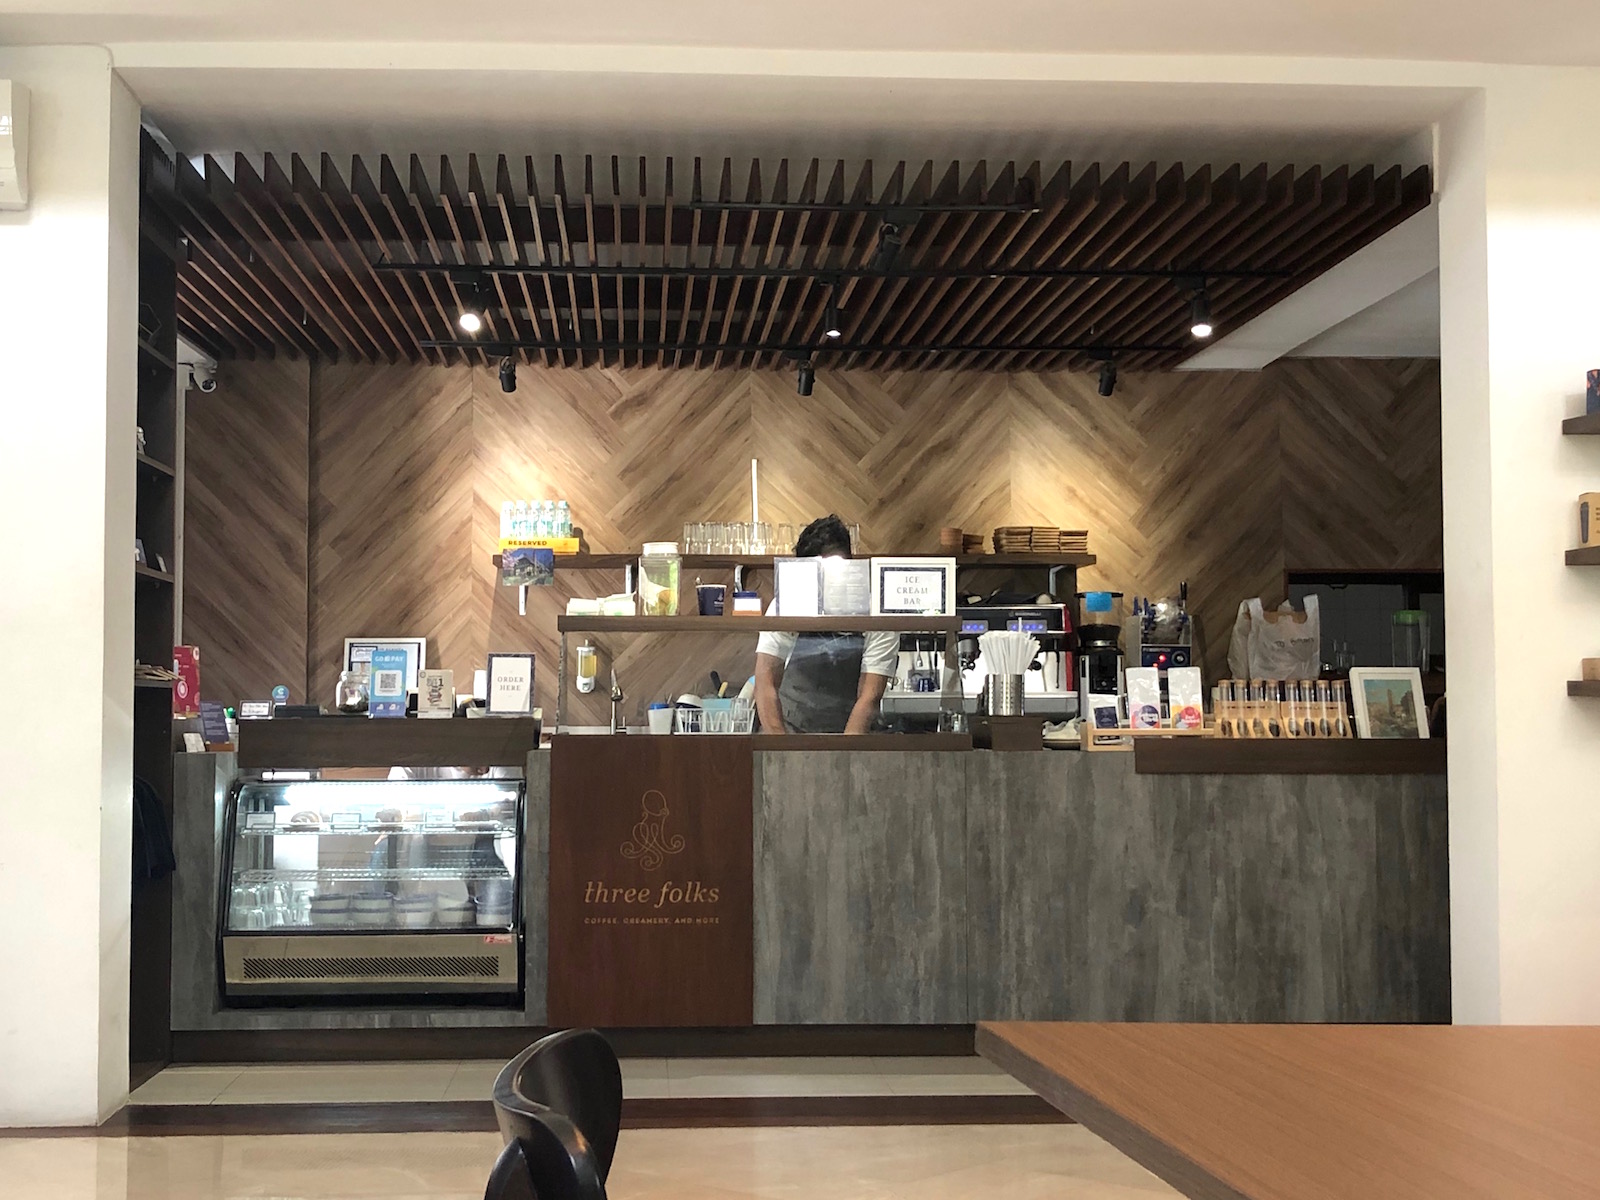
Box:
343 637 426 691
773 557 822 617
1349 668 1430 739
487 653 535 716
417 668 456 719
368 647 410 718
869 556 957 616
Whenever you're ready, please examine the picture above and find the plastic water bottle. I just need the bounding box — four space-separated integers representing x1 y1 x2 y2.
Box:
513 500 528 539
555 500 571 537
539 500 556 537
499 501 514 541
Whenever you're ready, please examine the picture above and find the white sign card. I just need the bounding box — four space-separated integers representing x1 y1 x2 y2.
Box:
773 557 822 617
486 653 536 716
820 557 872 616
343 637 427 691
869 557 957 616
417 668 456 719
239 701 272 720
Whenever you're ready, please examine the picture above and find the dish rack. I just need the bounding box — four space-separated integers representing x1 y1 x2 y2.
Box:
674 701 755 734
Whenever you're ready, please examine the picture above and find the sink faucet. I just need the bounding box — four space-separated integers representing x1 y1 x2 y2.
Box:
609 669 626 734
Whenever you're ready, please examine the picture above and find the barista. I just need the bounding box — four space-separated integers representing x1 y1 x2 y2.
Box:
754 515 896 734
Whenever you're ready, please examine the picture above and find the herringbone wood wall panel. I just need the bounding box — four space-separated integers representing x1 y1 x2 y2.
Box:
182 356 311 706
186 358 1441 720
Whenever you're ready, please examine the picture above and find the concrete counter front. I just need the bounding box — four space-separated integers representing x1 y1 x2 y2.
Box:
170 735 1448 1040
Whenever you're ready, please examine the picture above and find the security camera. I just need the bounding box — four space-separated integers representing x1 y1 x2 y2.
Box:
188 362 217 393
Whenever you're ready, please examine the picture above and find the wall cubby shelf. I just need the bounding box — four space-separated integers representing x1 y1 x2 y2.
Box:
1565 547 1600 566
1567 681 1600 697
1562 412 1600 435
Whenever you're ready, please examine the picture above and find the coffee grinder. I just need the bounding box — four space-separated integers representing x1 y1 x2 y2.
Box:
1076 590 1125 728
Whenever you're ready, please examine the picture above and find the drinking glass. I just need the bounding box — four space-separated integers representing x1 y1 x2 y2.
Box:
777 523 795 555
848 522 863 553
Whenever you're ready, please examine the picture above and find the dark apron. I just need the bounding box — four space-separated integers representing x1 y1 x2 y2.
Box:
776 633 866 734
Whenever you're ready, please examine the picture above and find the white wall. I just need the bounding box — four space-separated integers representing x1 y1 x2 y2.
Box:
0 46 140 1126
1438 70 1600 1024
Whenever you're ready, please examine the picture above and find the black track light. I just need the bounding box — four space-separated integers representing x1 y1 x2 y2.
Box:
498 355 517 393
797 359 815 396
458 290 486 334
824 300 842 340
1189 285 1214 339
1097 360 1118 398
870 222 902 273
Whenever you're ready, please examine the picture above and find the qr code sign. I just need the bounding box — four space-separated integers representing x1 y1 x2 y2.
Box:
375 670 403 693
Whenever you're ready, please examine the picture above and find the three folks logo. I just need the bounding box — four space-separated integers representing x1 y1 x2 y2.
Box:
620 790 685 870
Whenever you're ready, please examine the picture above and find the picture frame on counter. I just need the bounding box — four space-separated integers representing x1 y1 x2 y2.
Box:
869 556 958 616
486 653 536 716
367 647 411 719
417 668 456 718
343 636 426 692
1349 667 1430 739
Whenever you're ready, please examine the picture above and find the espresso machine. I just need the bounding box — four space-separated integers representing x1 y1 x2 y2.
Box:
881 601 1076 726
1129 584 1197 710
1077 590 1125 727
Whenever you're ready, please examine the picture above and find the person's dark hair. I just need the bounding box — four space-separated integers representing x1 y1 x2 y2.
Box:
795 514 852 557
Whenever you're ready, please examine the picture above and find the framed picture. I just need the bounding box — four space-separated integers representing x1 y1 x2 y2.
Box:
344 637 426 692
486 653 536 716
869 556 958 616
1349 668 1430 739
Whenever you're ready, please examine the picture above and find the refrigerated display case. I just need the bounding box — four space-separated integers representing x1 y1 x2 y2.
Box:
219 776 524 1000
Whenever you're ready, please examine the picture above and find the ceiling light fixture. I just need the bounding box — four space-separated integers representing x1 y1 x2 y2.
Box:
458 297 485 334
870 222 902 273
1097 359 1118 398
823 299 842 341
499 355 517 394
797 360 815 396
1188 283 1214 340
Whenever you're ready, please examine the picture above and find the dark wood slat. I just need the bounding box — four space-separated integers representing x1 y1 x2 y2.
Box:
235 715 541 769
167 152 1432 375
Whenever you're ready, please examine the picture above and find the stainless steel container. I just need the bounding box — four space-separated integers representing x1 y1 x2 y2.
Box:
989 674 1026 716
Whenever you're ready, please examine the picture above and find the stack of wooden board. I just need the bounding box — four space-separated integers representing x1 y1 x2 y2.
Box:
993 526 1090 554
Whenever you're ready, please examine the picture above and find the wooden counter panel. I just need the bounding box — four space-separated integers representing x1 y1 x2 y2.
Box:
1134 737 1446 775
236 716 540 768
548 735 753 1027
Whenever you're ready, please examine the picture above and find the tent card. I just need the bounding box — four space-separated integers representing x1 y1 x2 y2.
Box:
487 653 535 716
368 647 410 718
870 557 957 616
417 668 455 719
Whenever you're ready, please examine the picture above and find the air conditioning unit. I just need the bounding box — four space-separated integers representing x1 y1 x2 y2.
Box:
0 81 30 211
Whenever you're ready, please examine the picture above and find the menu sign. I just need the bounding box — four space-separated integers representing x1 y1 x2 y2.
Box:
548 735 753 1026
870 557 957 616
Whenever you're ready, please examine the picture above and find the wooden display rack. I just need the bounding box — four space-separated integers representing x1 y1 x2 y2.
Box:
1081 723 1210 752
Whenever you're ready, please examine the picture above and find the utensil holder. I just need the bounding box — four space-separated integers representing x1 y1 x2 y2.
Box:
989 674 1026 716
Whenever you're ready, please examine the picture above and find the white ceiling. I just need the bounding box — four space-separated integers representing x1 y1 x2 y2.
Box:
4 0 1600 66
123 73 1452 170
1288 272 1441 358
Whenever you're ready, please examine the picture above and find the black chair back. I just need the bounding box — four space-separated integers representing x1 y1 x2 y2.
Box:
492 1029 623 1182
483 1105 605 1200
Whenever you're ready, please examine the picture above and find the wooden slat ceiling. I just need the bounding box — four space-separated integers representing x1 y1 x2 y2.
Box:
165 153 1432 373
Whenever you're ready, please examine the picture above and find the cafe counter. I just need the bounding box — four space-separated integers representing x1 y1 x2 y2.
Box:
168 725 1449 1048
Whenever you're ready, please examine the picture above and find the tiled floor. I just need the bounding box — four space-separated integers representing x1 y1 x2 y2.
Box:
0 1126 1179 1200
127 1056 1035 1106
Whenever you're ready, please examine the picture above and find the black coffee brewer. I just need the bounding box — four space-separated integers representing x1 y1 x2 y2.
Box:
1076 590 1125 727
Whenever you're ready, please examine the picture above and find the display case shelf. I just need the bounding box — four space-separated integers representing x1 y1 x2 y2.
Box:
494 551 1095 571
239 822 514 837
236 865 516 884
557 614 963 634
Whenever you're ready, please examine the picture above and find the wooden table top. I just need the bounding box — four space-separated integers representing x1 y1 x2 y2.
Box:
977 1022 1600 1200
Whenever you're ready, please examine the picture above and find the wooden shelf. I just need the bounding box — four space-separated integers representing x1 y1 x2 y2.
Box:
1563 413 1600 435
1567 680 1600 697
136 452 176 478
134 677 174 690
1566 547 1600 566
557 615 963 634
135 564 175 585
495 551 1095 571
137 337 177 371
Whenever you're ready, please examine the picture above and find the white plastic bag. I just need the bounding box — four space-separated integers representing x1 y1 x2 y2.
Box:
1226 596 1321 680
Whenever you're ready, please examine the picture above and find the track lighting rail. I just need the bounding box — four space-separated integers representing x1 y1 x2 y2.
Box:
377 262 1289 283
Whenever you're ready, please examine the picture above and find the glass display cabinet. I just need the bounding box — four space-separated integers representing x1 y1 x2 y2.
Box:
219 776 524 1001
